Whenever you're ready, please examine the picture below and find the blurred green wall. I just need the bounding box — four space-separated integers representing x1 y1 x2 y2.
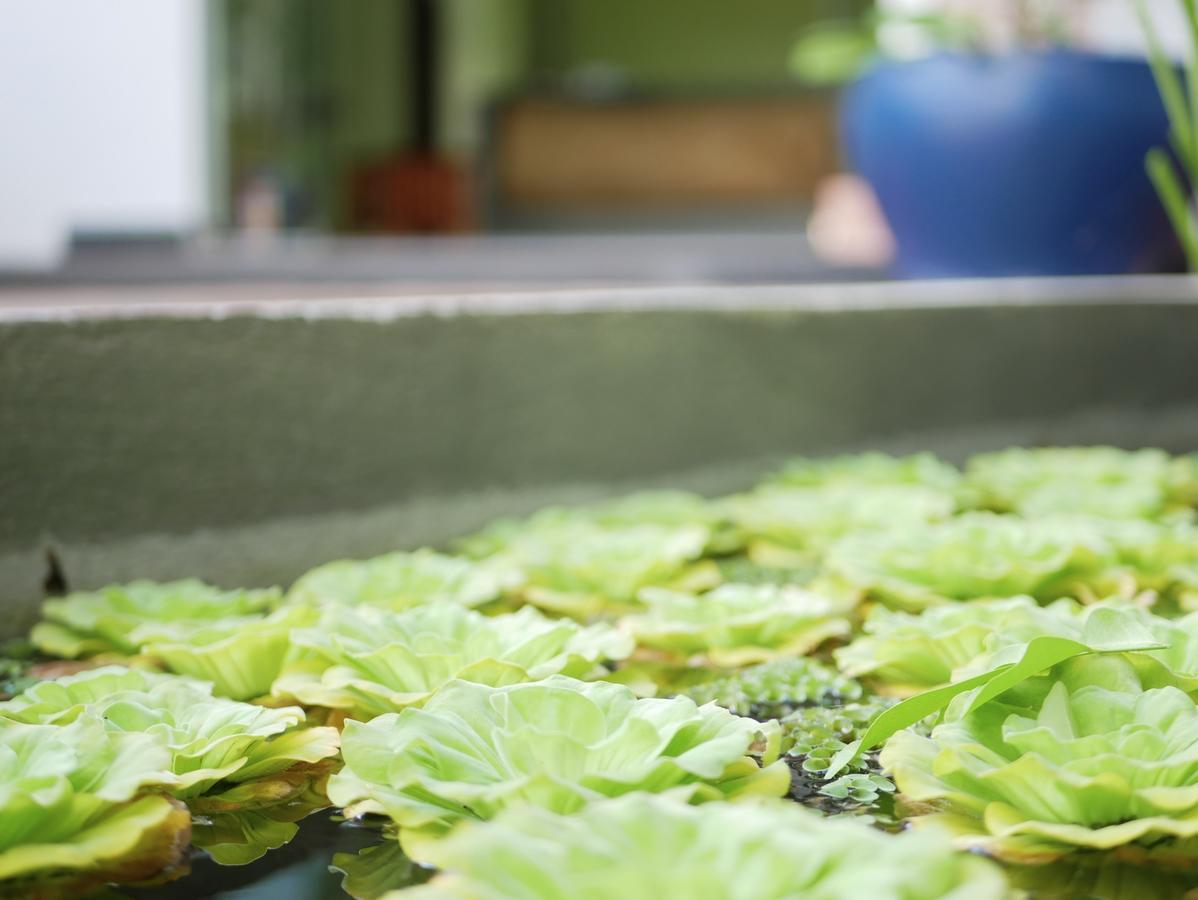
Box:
526 0 860 90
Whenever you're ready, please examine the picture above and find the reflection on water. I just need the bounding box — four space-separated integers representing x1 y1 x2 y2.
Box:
117 813 403 900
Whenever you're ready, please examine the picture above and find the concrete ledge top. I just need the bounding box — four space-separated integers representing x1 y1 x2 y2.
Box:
2 275 1197 324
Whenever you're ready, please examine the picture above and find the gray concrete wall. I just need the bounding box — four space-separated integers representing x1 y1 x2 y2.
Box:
3 278 1198 636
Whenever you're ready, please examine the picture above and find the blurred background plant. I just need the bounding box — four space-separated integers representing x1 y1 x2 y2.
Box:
0 0 1193 280
1139 0 1198 271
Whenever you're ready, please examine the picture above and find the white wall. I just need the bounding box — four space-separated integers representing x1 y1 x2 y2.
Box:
0 0 207 269
879 0 1192 57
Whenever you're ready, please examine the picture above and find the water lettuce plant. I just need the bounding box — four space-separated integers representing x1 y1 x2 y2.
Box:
31 579 281 659
723 484 954 568
272 604 633 719
839 595 1198 698
963 446 1198 519
883 654 1198 861
484 522 719 618
835 597 1087 694
622 584 849 666
286 549 521 612
0 666 339 804
328 675 787 853
766 451 961 492
391 794 1011 900
142 606 315 701
0 716 187 886
818 513 1118 610
457 490 732 558
28 579 300 700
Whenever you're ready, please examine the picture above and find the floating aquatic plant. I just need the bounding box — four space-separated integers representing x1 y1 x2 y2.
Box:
0 666 338 804
31 579 280 659
328 675 787 854
286 549 521 612
835 597 1089 694
884 654 1198 861
457 490 733 558
29 580 301 700
389 794 1011 900
766 451 961 492
963 446 1198 520
484 522 719 618
818 513 1120 610
723 484 955 569
622 584 849 667
0 716 187 887
272 604 632 719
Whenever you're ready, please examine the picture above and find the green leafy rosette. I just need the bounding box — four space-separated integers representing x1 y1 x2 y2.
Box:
387 794 1012 900
835 597 1088 695
1069 515 1198 609
883 654 1198 862
838 595 1198 698
0 716 189 887
963 446 1198 520
723 484 955 569
457 490 734 558
766 451 962 492
286 549 522 612
327 675 787 855
29 579 299 700
139 606 314 701
622 584 849 667
0 666 339 804
272 604 633 719
817 513 1119 610
486 522 719 618
31 579 280 659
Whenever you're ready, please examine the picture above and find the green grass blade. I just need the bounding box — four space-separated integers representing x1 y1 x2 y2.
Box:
1138 0 1196 170
1147 148 1198 271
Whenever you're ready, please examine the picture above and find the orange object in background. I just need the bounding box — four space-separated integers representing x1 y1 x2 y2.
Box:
349 0 472 234
352 154 473 234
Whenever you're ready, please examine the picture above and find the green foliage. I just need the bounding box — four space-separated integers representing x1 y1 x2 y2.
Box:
963 446 1198 519
390 794 1013 900
766 451 961 492
0 666 339 803
144 606 316 701
683 657 863 719
724 484 954 569
456 490 733 558
835 596 1095 694
286 549 521 612
29 579 299 700
328 675 787 855
622 584 849 666
0 716 187 884
884 655 1198 861
818 513 1124 610
272 604 632 719
485 521 719 618
1138 0 1198 271
31 579 281 658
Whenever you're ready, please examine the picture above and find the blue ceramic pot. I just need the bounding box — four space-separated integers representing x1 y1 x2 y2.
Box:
842 51 1177 277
